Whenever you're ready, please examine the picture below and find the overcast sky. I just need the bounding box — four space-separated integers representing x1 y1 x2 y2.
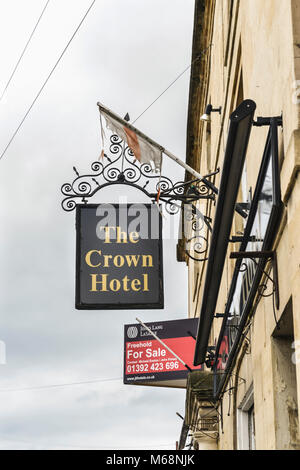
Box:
0 0 194 450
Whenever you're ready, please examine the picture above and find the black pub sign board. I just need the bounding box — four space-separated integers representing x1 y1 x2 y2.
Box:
75 204 164 309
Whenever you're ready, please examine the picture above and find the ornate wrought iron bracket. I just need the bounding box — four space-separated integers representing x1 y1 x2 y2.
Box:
61 135 217 212
229 250 279 309
61 135 219 262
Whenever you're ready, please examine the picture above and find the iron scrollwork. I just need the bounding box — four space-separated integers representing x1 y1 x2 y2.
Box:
184 208 211 262
61 134 217 261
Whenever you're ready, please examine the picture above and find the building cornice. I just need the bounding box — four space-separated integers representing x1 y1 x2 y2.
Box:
185 0 215 176
177 0 215 262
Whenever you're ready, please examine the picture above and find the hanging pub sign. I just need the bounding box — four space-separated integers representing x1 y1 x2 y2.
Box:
75 203 163 309
124 318 203 388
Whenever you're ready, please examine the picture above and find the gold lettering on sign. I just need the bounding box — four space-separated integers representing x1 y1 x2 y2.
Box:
86 227 154 294
90 273 108 292
89 274 149 293
85 253 153 269
85 250 102 268
99 226 141 244
129 231 139 243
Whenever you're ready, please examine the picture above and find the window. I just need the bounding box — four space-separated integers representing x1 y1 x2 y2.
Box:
272 298 300 449
237 385 256 450
248 405 256 450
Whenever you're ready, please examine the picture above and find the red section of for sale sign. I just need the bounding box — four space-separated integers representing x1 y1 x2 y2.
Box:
125 337 196 375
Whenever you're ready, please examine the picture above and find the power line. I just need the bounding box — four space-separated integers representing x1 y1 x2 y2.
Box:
0 433 175 450
0 435 102 450
0 0 51 103
0 0 97 162
132 44 212 125
0 376 122 393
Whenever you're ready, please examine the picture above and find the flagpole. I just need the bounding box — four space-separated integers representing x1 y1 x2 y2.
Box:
162 148 217 194
97 102 218 194
97 103 249 218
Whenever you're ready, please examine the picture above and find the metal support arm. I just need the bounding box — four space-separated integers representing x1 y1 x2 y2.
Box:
229 250 279 309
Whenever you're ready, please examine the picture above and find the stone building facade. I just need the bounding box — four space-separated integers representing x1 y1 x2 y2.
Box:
178 0 300 450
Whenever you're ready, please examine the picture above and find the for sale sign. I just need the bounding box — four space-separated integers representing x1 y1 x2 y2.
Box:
124 318 202 388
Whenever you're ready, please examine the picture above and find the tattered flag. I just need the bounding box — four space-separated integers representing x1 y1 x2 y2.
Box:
99 106 162 172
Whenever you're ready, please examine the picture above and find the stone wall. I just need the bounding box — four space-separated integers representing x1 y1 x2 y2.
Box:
186 0 300 450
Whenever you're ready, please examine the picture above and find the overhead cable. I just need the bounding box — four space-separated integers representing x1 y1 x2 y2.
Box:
0 376 121 393
132 44 212 125
0 0 51 102
0 0 96 162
